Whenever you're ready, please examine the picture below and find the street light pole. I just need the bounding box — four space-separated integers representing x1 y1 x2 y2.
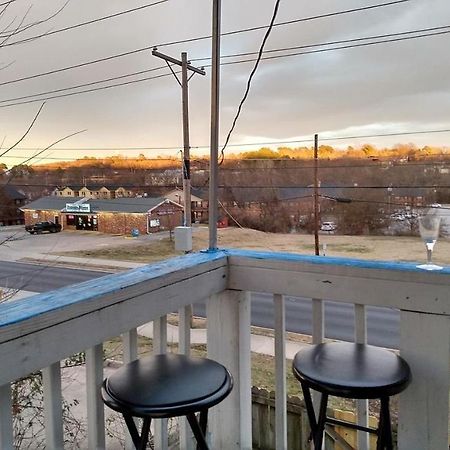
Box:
152 49 205 227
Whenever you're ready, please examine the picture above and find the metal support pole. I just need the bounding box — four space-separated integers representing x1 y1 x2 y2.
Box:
314 134 320 256
181 52 191 226
209 0 221 250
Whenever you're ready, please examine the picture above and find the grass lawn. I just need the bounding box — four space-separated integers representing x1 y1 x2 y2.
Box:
57 226 450 266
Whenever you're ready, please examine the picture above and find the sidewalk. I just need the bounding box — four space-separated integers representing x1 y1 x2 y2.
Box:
138 321 310 360
20 255 145 272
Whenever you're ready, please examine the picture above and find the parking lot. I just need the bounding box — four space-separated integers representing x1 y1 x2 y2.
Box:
0 227 160 263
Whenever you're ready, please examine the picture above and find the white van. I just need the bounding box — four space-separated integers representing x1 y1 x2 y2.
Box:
320 221 337 232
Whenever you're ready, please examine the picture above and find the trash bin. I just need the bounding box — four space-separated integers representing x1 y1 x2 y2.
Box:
131 228 140 238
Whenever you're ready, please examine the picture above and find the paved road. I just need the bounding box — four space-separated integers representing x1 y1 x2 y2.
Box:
193 296 399 349
0 260 399 348
0 260 102 293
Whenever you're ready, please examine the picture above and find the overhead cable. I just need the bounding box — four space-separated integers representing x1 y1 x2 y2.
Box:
1 0 169 48
2 29 449 108
0 0 412 87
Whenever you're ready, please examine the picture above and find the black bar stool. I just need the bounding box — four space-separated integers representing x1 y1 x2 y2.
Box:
292 342 411 450
101 353 233 450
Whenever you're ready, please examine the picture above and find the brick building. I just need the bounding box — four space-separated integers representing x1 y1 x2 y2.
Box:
0 185 27 226
22 196 183 235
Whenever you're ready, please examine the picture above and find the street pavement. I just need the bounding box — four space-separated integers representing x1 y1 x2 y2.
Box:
0 226 399 349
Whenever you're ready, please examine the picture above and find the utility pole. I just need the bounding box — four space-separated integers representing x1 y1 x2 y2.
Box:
314 134 320 256
152 49 205 226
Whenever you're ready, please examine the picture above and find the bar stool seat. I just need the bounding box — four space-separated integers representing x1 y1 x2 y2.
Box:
102 353 233 450
293 342 411 450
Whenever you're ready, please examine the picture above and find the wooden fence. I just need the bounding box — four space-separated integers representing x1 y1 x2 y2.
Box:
251 387 384 450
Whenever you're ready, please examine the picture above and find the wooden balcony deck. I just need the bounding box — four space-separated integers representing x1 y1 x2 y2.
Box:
0 249 448 449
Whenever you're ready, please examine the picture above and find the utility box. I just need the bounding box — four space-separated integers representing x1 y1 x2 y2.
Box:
174 226 193 252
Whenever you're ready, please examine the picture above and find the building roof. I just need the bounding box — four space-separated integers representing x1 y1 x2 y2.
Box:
57 185 127 191
165 188 203 203
22 196 179 214
0 185 27 200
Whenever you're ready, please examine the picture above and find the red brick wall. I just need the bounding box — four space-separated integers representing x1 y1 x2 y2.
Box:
24 202 184 235
24 210 62 226
149 202 183 232
98 213 148 235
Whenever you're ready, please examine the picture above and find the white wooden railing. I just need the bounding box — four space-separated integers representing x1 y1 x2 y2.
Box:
0 249 449 450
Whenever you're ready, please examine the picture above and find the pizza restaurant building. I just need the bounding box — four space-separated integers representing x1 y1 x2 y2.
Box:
22 196 184 235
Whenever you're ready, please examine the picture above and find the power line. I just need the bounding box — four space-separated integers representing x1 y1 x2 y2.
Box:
0 65 168 104
0 71 175 108
214 184 450 189
220 29 450 67
219 0 281 164
2 28 448 109
1 0 169 48
3 152 450 169
213 161 450 170
2 24 450 106
192 24 450 62
0 0 412 87
0 155 182 161
2 153 450 166
3 128 450 154
6 182 450 189
0 0 17 7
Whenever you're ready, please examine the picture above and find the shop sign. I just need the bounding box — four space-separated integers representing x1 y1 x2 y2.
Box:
66 203 91 213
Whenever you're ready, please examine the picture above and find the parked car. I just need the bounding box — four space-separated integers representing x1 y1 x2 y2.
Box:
25 221 62 234
320 221 337 232
390 213 406 221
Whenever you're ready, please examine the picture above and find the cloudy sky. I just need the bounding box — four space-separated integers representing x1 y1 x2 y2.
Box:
0 0 449 166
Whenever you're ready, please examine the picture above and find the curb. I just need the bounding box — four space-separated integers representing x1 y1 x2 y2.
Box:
19 257 132 273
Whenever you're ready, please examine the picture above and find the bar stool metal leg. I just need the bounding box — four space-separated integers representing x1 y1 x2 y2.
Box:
139 417 151 450
199 409 208 436
187 412 209 450
381 397 393 450
376 400 385 450
300 381 318 438
300 381 330 450
123 414 151 450
314 393 328 450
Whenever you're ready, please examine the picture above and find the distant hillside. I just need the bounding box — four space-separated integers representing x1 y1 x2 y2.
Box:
33 144 449 171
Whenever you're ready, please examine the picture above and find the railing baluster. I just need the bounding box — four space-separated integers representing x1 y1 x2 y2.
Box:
354 304 369 450
312 298 324 413
179 305 191 356
42 362 64 449
122 329 138 450
207 290 252 449
274 294 287 450
122 328 138 363
0 383 13 450
398 311 450 450
312 298 324 344
178 306 194 450
153 315 168 450
86 344 105 450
